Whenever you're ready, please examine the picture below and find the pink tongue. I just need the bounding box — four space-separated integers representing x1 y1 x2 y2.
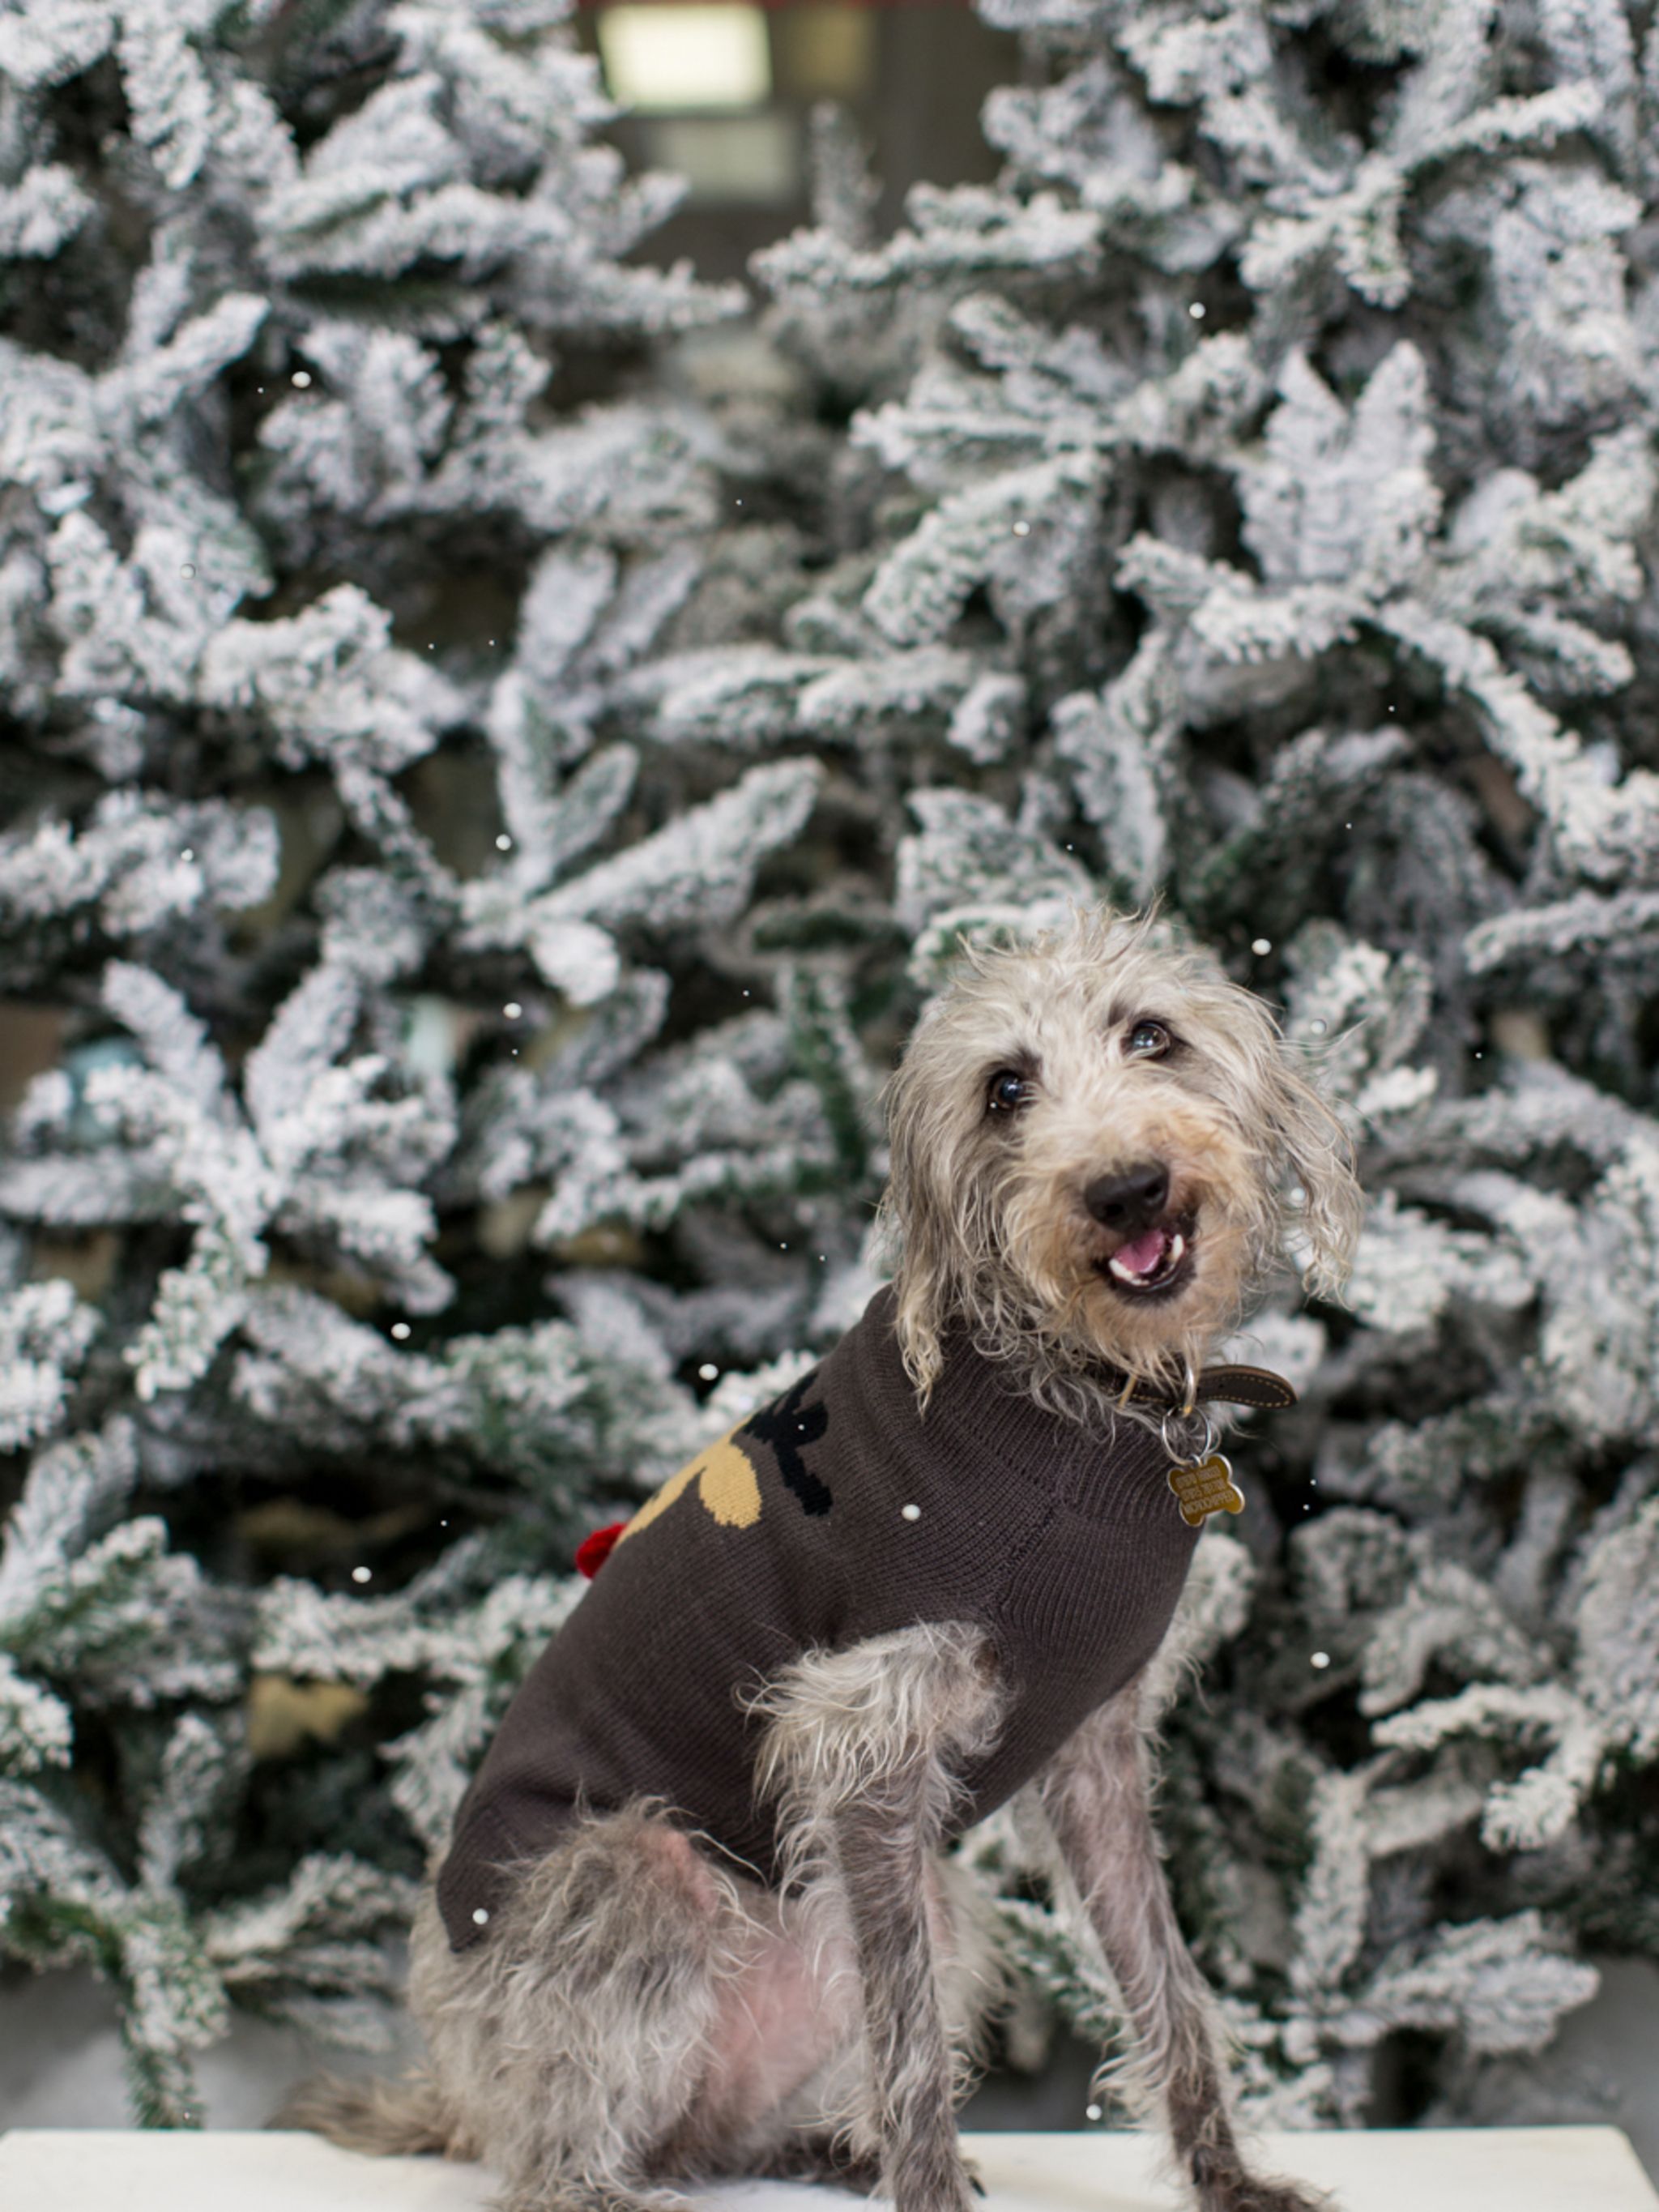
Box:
1115 1225 1169 1274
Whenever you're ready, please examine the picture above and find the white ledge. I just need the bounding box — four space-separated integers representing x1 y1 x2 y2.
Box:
0 2126 1654 2211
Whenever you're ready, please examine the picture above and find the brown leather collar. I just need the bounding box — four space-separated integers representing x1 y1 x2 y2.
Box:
1107 1363 1298 1412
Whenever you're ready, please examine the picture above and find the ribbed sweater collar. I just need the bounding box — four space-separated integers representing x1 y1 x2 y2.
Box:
844 1284 1171 1514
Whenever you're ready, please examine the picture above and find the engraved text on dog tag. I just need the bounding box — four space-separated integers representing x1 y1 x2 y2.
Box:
1166 1453 1246 1528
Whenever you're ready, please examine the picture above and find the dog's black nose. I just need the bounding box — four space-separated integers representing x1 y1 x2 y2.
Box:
1084 1161 1169 1228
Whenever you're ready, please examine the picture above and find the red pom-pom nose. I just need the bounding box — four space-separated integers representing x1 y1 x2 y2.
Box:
575 1521 629 1578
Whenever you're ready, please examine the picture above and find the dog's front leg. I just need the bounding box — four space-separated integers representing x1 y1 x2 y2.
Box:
835 1779 977 2212
1036 1676 1332 2212
748 1619 1006 2212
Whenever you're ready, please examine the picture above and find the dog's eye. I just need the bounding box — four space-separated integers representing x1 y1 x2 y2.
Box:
986 1069 1031 1114
1128 1021 1171 1058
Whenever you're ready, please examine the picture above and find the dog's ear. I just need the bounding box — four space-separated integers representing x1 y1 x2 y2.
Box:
1263 1044 1366 1303
875 1017 961 1410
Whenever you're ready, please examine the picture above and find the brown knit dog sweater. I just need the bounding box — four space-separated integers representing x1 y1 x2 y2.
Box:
436 1284 1203 1951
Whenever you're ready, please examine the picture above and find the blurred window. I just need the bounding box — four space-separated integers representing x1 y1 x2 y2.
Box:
581 0 1013 274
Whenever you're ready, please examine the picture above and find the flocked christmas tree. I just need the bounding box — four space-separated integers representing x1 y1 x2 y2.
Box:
3 0 1659 2144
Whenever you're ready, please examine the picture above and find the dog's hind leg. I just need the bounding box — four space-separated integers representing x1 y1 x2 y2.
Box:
405 1799 754 2212
744 1619 1009 2212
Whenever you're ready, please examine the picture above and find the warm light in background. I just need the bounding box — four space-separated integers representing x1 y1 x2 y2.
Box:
597 6 773 112
775 6 873 99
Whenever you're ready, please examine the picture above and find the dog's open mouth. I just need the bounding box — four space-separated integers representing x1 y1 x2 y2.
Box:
1094 1220 1195 1300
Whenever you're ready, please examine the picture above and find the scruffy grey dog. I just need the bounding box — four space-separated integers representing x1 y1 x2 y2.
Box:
279 905 1363 2212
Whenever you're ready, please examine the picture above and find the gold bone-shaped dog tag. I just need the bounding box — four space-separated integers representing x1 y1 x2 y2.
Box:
1166 1453 1246 1528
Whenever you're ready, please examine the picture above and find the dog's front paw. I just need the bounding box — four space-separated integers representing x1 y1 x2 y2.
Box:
1194 2163 1335 2212
755 2131 885 2195
889 2143 980 2212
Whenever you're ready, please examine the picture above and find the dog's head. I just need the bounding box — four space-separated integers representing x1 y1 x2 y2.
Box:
877 903 1363 1407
